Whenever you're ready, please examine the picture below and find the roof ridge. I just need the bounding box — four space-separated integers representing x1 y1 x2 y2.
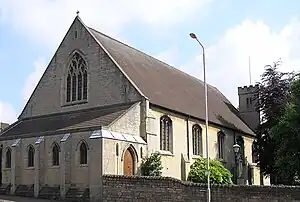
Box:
88 27 208 86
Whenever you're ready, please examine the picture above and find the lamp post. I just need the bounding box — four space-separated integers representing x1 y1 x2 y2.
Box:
233 143 241 183
189 33 210 202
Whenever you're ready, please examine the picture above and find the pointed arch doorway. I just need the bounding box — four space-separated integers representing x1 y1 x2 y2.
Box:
123 148 135 176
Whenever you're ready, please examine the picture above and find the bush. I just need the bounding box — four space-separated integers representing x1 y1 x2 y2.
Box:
187 156 232 184
140 152 163 176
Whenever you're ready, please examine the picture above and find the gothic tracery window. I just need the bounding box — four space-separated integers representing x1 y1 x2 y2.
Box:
192 124 202 156
160 115 173 152
66 52 88 103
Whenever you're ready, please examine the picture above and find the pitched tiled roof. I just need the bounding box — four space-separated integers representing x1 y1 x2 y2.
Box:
0 103 134 139
87 26 254 136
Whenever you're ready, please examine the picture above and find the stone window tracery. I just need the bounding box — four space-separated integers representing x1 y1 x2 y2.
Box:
66 52 88 103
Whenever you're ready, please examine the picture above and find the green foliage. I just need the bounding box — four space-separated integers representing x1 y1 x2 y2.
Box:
253 60 295 183
270 75 300 184
140 152 163 176
187 156 232 184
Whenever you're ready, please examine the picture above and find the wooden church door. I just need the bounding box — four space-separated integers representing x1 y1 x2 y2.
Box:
123 149 134 175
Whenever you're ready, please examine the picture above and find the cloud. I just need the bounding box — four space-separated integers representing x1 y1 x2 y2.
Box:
0 0 212 48
22 58 47 104
177 19 300 107
0 101 17 124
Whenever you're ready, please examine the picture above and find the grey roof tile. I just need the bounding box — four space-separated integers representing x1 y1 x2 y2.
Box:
88 27 254 135
0 103 133 138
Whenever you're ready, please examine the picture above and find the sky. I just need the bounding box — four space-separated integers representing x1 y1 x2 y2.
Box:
0 0 299 124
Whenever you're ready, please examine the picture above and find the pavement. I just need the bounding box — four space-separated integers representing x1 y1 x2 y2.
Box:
0 195 61 202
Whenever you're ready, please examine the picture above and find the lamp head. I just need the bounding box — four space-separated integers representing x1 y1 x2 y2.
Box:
233 143 240 154
189 33 197 39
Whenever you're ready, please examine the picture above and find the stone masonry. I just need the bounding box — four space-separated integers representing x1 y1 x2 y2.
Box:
19 17 141 119
103 175 300 202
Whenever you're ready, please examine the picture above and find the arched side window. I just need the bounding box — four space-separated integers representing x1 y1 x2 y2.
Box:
252 141 259 163
66 52 88 103
80 142 88 165
140 147 143 158
52 143 60 166
5 148 11 168
217 131 225 159
192 124 203 156
28 145 35 167
116 143 119 157
160 115 173 152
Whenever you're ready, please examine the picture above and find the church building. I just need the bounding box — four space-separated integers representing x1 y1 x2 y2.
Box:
0 15 266 200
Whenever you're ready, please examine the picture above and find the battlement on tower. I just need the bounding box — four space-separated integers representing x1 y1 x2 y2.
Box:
238 84 259 95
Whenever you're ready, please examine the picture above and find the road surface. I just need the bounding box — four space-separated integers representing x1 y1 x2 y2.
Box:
0 195 62 202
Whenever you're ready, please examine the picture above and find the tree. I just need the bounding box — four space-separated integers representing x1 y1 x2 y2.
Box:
270 75 300 184
187 157 232 184
140 152 163 176
253 60 294 183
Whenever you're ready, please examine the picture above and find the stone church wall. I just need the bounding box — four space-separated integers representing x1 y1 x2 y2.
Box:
108 102 141 136
102 175 300 201
147 106 258 183
69 131 91 188
1 131 99 189
102 138 146 175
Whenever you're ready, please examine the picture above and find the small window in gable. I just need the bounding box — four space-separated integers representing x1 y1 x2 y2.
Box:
160 115 173 152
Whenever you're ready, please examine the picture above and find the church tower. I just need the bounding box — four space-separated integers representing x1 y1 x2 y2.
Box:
238 84 260 132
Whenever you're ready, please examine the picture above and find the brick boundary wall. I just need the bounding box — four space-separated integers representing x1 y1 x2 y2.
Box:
103 175 300 202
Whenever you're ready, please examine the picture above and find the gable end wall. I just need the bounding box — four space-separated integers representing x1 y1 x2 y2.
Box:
19 18 141 119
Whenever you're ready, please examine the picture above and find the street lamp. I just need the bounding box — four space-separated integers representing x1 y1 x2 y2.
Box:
189 33 210 202
233 143 241 183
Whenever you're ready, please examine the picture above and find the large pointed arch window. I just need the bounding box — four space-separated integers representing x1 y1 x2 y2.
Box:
66 52 88 103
